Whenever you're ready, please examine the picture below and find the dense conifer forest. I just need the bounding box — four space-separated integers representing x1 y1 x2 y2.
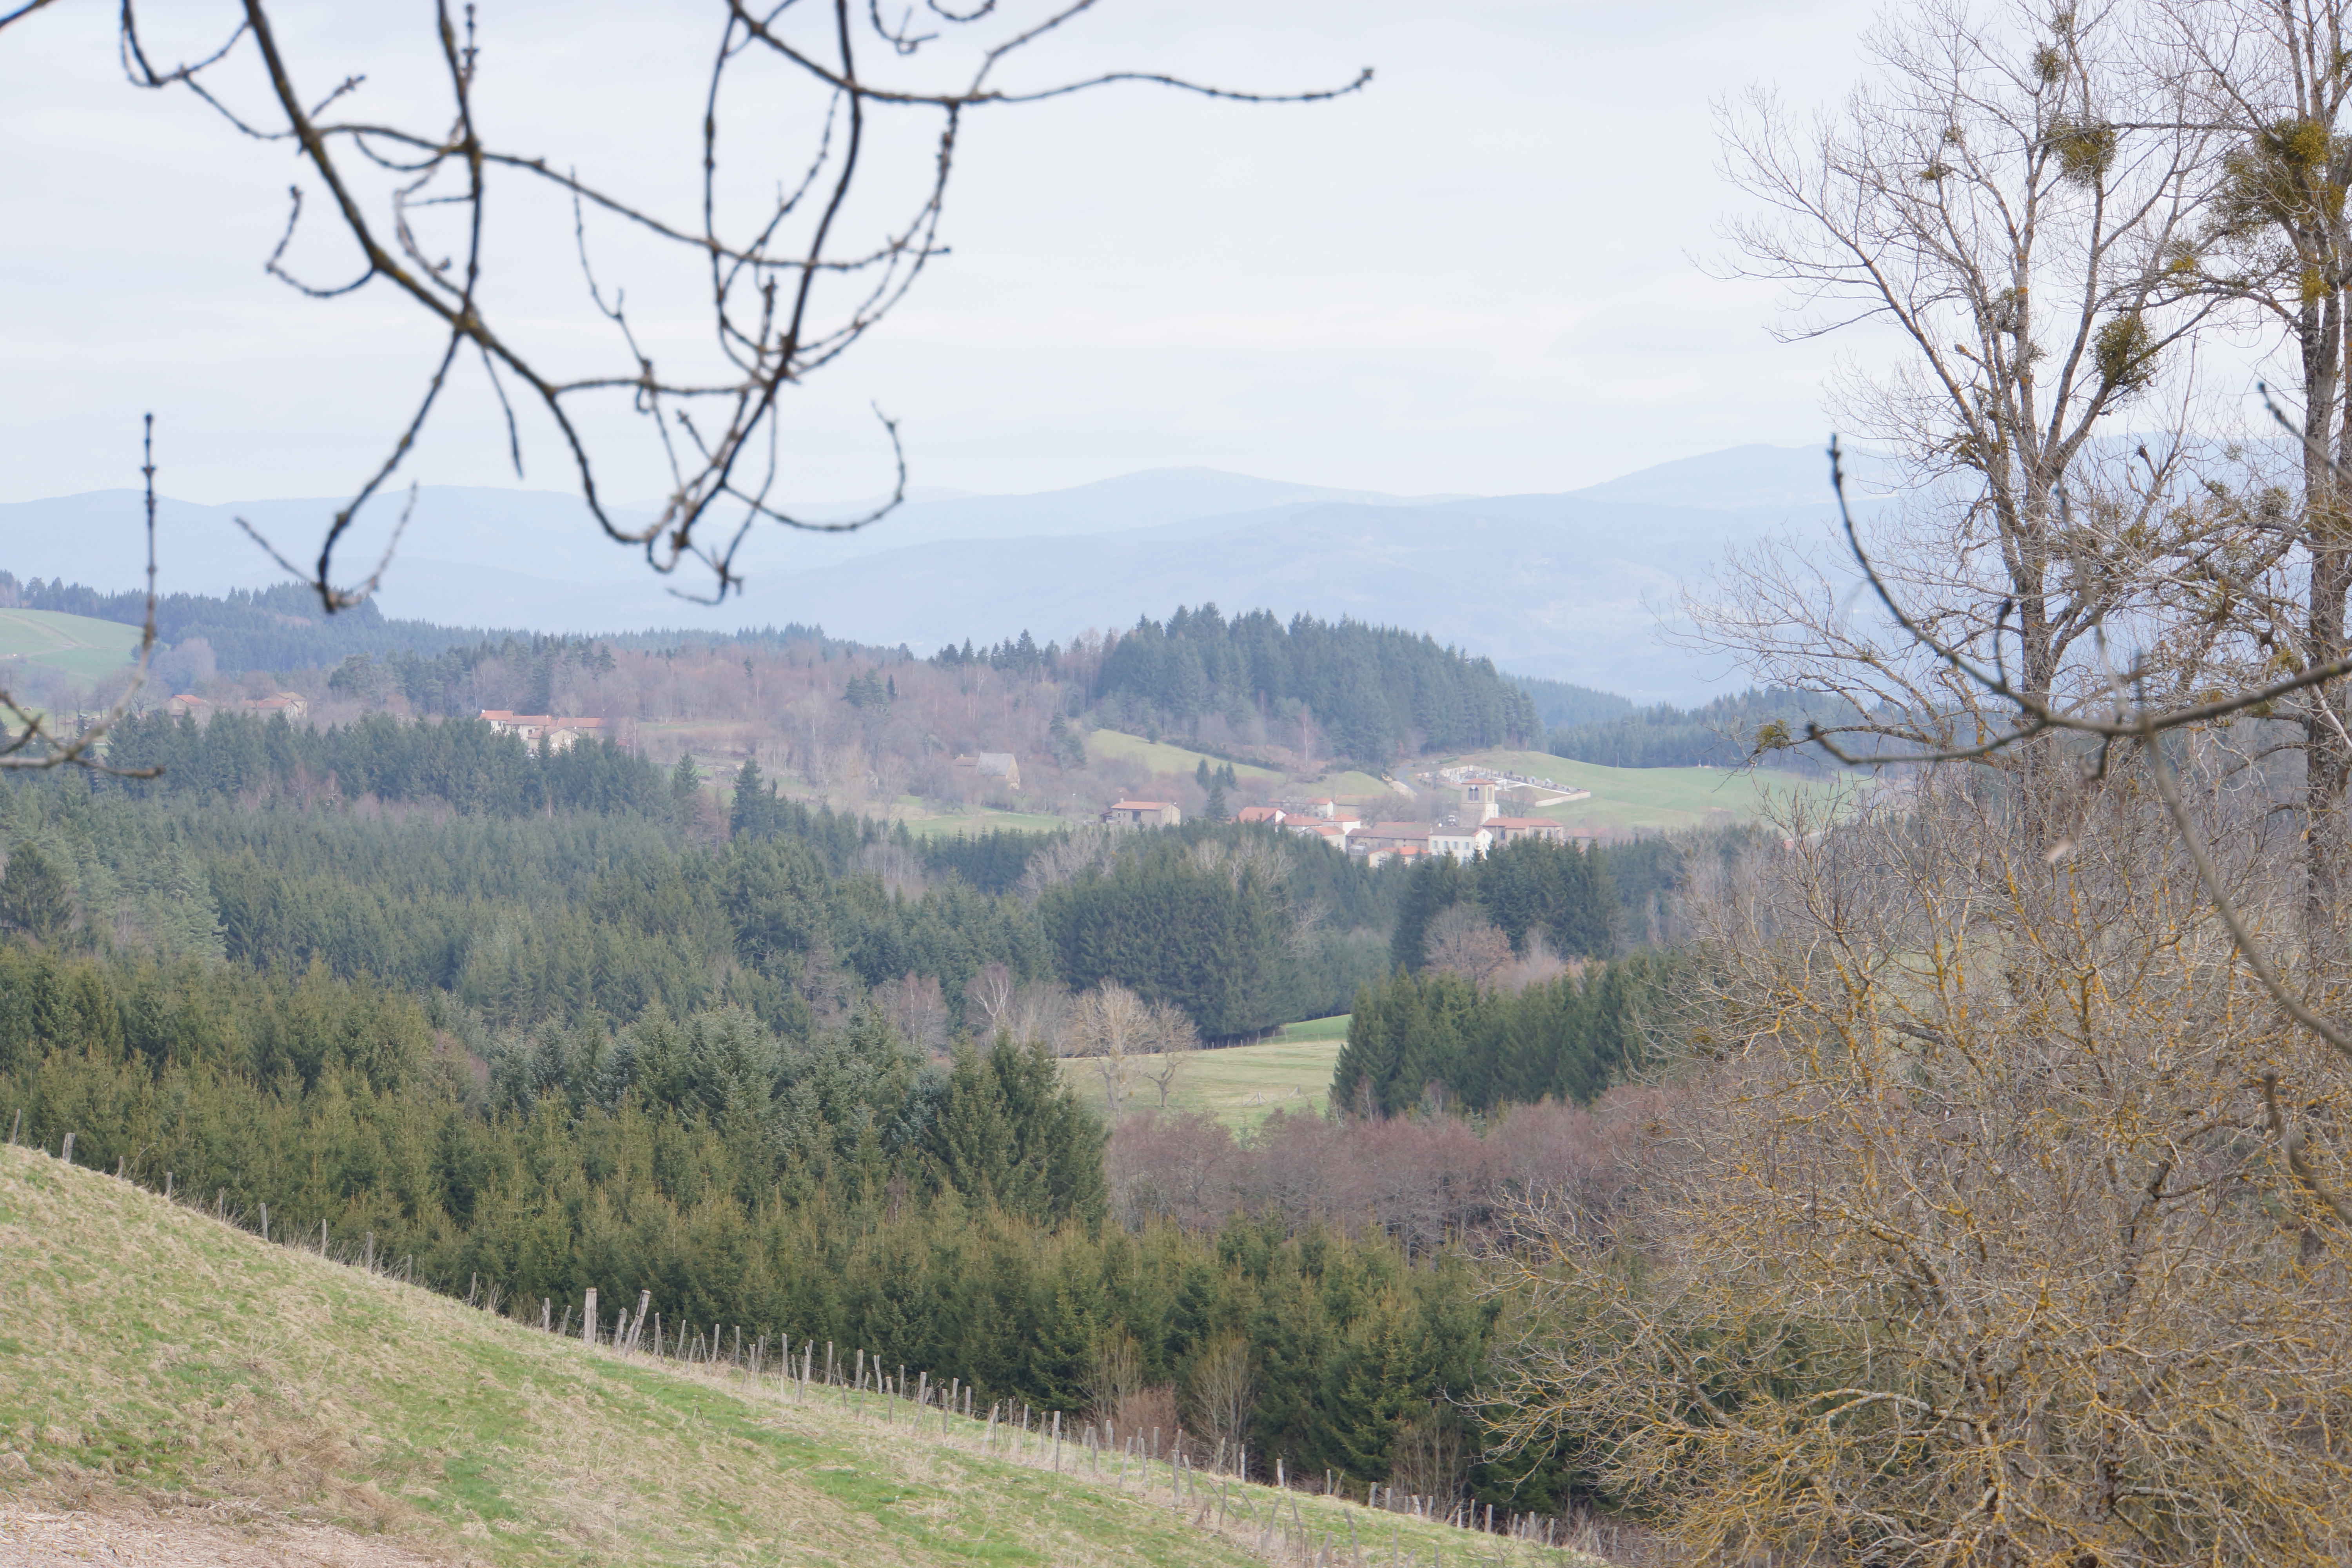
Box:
0 739 1659 1512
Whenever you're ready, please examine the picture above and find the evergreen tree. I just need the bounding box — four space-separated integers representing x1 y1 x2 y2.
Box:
0 843 73 943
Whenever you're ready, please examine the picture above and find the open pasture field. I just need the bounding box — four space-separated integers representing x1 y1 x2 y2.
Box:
1062 1021 1349 1129
1453 748 1850 836
0 608 141 682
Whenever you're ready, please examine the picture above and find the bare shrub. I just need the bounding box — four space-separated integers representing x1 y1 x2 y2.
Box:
1088 1329 1146 1428
1106 1111 1239 1231
1385 1403 1467 1510
1183 1332 1256 1469
1103 1097 1638 1245
1110 1383 1180 1457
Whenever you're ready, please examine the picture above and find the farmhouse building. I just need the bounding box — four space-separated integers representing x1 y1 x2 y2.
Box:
952 752 1022 791
243 692 309 720
479 710 609 753
1102 800 1183 828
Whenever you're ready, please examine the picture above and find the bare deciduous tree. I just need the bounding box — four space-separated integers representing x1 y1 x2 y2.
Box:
1063 979 1194 1112
1421 903 1514 987
962 960 1016 1039
1697 0 2225 808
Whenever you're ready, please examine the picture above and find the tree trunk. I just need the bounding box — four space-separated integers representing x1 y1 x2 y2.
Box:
2306 292 2349 933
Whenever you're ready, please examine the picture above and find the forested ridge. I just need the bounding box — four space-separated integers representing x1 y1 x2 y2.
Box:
1543 684 1864 773
0 571 878 697
1093 606 1543 761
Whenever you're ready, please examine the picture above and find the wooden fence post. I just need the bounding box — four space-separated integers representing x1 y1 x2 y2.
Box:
260 1202 267 1242
60 1132 73 1165
582 1288 597 1345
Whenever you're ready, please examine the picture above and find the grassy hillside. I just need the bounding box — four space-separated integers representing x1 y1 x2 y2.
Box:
0 607 142 681
0 1145 1592 1566
1063 1029 1348 1129
1452 748 1849 836
1085 730 1285 782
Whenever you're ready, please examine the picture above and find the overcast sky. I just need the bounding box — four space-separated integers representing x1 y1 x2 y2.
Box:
1 0 1894 514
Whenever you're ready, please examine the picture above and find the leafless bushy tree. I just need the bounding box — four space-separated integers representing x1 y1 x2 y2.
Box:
1421 904 1515 986
1486 777 2352 1564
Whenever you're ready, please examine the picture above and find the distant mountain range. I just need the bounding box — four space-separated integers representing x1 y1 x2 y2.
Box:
0 444 1874 701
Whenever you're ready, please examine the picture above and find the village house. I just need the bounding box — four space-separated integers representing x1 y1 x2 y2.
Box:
1284 819 1353 852
1481 816 1571 846
952 752 1022 791
1359 842 1426 869
1427 823 1495 859
165 693 210 718
242 691 308 721
1349 820 1434 855
1235 805 1287 825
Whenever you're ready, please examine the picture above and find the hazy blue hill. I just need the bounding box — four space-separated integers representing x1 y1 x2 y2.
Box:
0 447 1870 699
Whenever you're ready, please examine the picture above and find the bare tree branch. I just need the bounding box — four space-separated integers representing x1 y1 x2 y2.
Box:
0 416 162 777
80 1 1369 613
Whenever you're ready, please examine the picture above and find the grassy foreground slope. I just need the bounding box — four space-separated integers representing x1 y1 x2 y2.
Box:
0 1147 1592 1567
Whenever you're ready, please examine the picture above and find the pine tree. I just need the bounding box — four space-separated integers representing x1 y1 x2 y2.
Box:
0 843 74 944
